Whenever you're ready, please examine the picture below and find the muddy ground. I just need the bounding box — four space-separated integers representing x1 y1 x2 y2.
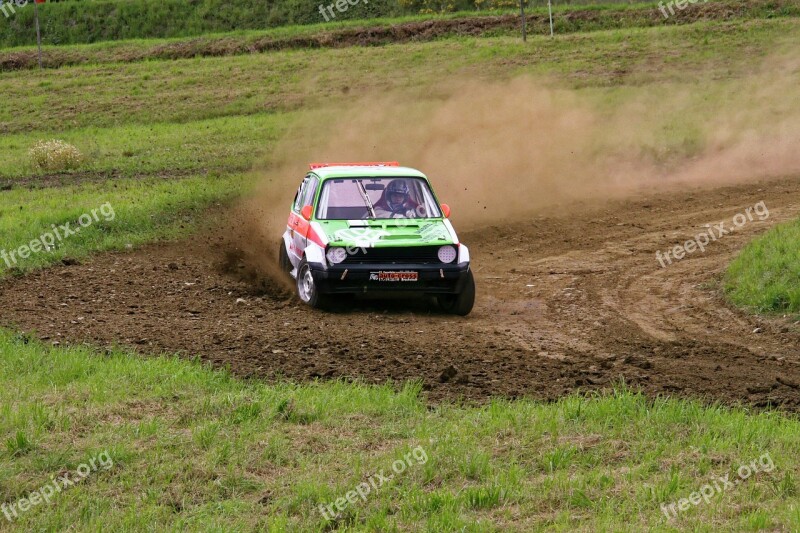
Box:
2 177 799 407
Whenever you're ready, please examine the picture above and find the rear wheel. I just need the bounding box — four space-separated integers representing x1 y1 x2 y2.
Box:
296 258 329 309
438 270 475 316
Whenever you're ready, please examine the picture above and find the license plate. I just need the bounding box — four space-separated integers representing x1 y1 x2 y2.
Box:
370 271 419 282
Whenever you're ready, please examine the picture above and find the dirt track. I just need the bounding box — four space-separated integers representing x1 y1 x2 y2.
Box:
2 177 800 408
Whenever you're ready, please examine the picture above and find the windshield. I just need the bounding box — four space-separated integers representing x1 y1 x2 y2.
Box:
316 177 443 220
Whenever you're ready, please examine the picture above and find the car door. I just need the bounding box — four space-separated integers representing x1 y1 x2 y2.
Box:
290 175 319 262
288 177 308 263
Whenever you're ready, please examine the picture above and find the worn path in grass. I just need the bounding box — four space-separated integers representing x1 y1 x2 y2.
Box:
2 175 799 408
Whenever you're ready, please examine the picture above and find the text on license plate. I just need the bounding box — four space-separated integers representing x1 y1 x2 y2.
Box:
370 271 419 282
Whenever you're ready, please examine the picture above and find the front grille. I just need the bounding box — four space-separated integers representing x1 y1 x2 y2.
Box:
341 246 443 265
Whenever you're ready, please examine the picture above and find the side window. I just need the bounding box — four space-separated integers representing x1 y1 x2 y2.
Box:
302 177 319 208
293 177 309 213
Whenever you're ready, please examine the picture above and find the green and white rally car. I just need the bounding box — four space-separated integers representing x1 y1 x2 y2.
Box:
280 162 475 315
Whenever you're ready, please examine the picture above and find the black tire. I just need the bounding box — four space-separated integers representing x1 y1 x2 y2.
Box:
438 270 475 316
296 258 330 309
278 240 291 274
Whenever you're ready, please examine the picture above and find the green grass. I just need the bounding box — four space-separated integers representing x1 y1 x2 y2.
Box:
0 331 798 530
1 9 500 54
0 0 399 47
5 1 793 70
0 173 248 275
0 0 729 48
1 17 798 135
8 0 800 52
0 113 286 179
725 219 800 313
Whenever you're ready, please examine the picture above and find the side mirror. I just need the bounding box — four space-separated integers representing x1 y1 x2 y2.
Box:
441 203 451 218
301 205 313 221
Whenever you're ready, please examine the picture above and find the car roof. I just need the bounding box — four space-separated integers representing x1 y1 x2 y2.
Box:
310 165 428 181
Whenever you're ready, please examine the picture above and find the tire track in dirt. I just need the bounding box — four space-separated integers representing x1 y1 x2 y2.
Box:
1 176 798 407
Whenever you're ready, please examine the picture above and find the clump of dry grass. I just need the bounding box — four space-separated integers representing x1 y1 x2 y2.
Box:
28 139 84 172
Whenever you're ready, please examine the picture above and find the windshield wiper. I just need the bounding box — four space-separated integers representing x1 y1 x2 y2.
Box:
357 180 376 219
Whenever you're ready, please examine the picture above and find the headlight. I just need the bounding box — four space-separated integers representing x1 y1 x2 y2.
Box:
437 245 457 263
326 247 347 265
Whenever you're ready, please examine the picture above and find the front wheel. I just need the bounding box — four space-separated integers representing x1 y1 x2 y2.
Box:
437 270 475 316
296 258 329 309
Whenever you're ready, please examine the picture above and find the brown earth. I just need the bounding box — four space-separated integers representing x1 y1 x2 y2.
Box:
1 176 799 408
2 0 795 72
0 168 206 191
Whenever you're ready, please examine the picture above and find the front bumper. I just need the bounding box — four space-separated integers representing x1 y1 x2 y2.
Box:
310 261 471 295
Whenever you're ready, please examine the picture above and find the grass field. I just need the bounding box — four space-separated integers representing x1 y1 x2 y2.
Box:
1 332 798 530
0 174 247 274
2 16 797 134
1 8 800 530
2 1 799 71
0 113 287 178
725 219 800 314
0 0 770 47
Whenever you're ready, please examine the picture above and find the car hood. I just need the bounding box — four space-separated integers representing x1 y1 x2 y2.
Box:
315 219 456 248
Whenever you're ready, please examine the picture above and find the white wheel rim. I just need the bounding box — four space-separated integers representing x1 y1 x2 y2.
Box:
298 266 314 303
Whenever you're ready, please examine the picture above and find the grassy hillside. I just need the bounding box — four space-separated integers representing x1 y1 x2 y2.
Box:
1 0 798 48
5 2 800 71
1 331 798 530
0 0 613 47
1 17 797 134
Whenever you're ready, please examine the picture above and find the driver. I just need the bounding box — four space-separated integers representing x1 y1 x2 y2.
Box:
374 179 419 218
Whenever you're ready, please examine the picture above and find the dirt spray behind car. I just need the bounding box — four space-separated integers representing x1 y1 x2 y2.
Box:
220 58 800 288
300 75 800 229
212 179 296 297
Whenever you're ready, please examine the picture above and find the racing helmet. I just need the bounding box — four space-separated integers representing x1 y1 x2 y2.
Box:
385 179 410 213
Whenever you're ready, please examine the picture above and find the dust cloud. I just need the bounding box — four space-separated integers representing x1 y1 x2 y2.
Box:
221 52 800 286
